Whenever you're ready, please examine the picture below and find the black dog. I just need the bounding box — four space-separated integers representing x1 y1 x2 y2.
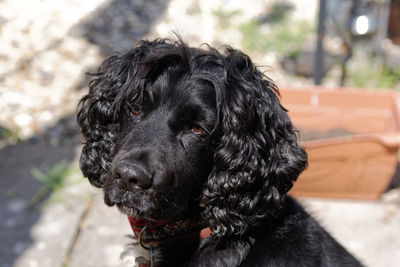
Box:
77 38 362 266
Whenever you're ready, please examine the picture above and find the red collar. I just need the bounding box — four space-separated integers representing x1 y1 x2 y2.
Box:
127 216 212 248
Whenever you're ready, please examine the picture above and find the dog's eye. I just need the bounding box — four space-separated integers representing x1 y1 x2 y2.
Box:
131 109 141 116
126 103 142 117
130 106 141 116
191 125 204 135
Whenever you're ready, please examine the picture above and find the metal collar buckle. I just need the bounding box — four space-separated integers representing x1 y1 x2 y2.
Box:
138 225 152 250
138 226 158 267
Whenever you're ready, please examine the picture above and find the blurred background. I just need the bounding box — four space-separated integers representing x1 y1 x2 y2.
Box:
0 0 399 266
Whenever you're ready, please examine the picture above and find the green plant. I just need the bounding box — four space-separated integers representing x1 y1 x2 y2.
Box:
212 8 241 29
1 127 12 139
378 66 400 89
239 19 265 52
239 19 312 57
29 160 80 207
266 3 289 24
349 62 400 89
1 126 22 143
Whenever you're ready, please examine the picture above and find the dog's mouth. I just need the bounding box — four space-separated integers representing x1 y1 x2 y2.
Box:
103 185 155 218
116 204 145 219
103 179 187 221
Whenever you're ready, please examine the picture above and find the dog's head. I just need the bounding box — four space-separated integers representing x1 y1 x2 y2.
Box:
77 38 307 240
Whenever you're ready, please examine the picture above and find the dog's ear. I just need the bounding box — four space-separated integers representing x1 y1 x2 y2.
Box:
201 48 307 240
77 40 168 187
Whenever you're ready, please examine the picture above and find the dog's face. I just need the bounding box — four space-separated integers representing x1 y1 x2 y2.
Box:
104 72 218 220
78 39 307 238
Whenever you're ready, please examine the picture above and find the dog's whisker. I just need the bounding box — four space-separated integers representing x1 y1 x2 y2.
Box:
162 197 183 212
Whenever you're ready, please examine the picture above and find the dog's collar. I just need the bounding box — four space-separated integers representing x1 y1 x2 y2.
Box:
127 216 212 248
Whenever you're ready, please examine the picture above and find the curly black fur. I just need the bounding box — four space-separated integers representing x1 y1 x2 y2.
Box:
77 38 362 266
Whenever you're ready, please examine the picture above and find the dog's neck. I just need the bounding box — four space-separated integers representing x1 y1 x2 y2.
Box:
127 216 212 266
127 216 212 245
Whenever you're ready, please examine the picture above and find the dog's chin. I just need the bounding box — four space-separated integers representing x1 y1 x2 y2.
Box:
116 205 147 219
116 203 183 221
104 193 156 220
103 188 183 221
106 199 164 221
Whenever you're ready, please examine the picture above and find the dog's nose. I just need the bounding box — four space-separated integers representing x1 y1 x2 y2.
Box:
114 162 152 189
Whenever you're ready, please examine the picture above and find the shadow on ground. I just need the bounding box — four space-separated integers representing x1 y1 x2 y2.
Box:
0 116 80 267
70 0 170 56
71 0 170 94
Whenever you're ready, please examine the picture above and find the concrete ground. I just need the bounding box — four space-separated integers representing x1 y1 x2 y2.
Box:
300 195 400 267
